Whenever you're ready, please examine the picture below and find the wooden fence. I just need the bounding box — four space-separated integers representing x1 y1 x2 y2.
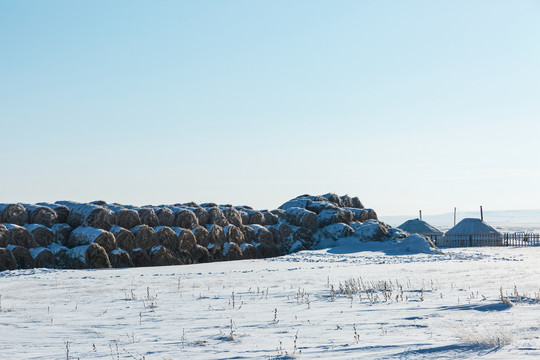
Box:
433 233 540 248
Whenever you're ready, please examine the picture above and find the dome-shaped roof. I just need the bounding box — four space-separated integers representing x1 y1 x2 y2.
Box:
445 218 500 236
397 218 443 236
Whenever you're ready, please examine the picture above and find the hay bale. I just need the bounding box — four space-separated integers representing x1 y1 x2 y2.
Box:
306 201 340 214
130 248 151 267
205 224 225 247
108 249 134 268
237 210 250 225
24 224 54 247
114 209 141 230
200 202 218 208
265 226 281 246
321 193 343 207
340 195 353 208
192 207 210 226
154 226 181 252
283 207 319 232
23 204 58 227
192 226 211 247
255 242 281 258
351 196 364 209
6 245 35 269
3 224 39 248
149 245 180 266
241 225 256 243
278 196 313 210
207 207 228 227
67 226 116 253
366 209 378 220
51 223 73 246
223 225 245 245
0 248 17 271
248 225 274 246
63 202 115 230
345 208 367 222
29 247 55 268
315 223 355 242
175 249 193 265
240 243 258 259
190 245 210 263
222 207 243 227
131 225 159 251
222 242 242 261
353 220 387 241
0 203 27 226
48 244 68 269
0 224 11 247
109 225 136 251
207 244 224 261
37 202 70 223
137 208 160 227
278 222 293 239
172 208 199 229
64 243 111 269
262 210 279 225
170 227 196 251
155 208 175 227
317 208 354 228
90 200 107 206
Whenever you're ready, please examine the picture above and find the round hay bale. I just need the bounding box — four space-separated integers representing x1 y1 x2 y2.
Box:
265 226 281 246
0 247 17 271
108 249 134 268
131 225 159 252
241 225 256 243
340 195 353 208
222 207 243 227
351 196 364 209
223 224 245 245
205 224 225 248
175 249 193 265
278 222 293 239
130 248 151 267
109 225 136 251
353 220 387 241
255 243 281 258
248 210 265 225
190 245 210 263
137 208 160 227
114 209 141 230
29 247 55 268
4 224 39 248
24 204 57 227
24 224 54 247
170 227 196 251
172 208 199 229
207 207 228 227
90 200 107 206
48 244 68 269
192 226 211 247
63 243 111 269
64 203 115 230
208 244 224 262
366 209 378 220
321 193 343 207
200 202 218 208
155 208 175 227
262 210 279 225
306 201 339 214
0 204 27 226
192 207 210 226
248 225 274 246
6 245 35 269
284 207 319 232
67 226 117 253
51 223 73 246
154 226 181 252
270 209 285 217
240 243 258 259
292 227 315 250
222 242 242 261
0 224 11 248
317 208 354 228
37 202 70 223
149 245 180 266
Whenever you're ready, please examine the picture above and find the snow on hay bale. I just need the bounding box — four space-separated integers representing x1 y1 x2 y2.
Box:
207 207 228 227
223 225 245 245
0 224 11 247
109 225 136 251
23 204 57 227
37 202 70 223
205 224 226 248
241 243 258 259
317 207 354 228
149 245 180 266
3 224 39 248
0 203 27 226
60 202 115 230
265 226 281 246
64 243 111 269
137 208 160 227
113 209 141 230
170 227 196 251
51 223 73 246
155 207 175 227
29 247 55 268
262 210 278 225
248 225 274 246
172 208 199 229
241 225 256 243
67 226 117 253
254 242 281 258
222 207 243 227
130 248 151 267
236 209 250 225
0 247 17 271
191 245 211 263
48 244 68 268
24 224 54 247
222 242 242 261
283 207 319 232
192 226 211 247
247 210 265 225
108 249 134 268
321 193 343 207
154 226 181 252
192 207 210 226
314 223 355 242
6 245 34 269
131 225 159 251
353 220 388 241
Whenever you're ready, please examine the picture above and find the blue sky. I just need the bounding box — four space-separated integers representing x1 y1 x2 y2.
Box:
1 1 539 215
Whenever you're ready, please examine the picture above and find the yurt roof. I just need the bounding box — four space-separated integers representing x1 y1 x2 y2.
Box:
445 218 501 236
397 218 444 236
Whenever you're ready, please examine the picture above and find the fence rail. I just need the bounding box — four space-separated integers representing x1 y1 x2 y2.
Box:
433 233 540 248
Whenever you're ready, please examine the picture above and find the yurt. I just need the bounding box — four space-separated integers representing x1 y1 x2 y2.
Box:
443 218 502 247
397 218 444 243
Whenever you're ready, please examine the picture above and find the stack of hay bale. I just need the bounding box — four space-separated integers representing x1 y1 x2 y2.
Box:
0 193 409 271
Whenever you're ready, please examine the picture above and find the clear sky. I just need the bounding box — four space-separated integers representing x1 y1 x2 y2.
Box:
1 1 539 215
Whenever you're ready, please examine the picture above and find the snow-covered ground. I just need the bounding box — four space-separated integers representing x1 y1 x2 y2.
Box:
2 234 540 359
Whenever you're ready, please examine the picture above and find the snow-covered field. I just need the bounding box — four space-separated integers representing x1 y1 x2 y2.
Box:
2 233 540 359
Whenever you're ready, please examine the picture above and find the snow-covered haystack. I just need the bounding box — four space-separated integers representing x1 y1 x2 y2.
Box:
108 248 134 268
37 202 69 223
0 247 17 271
137 208 160 227
67 226 117 253
24 224 54 247
29 247 55 268
64 243 111 269
59 202 115 230
109 225 136 251
131 225 159 251
0 224 11 247
7 245 34 269
23 204 58 227
0 203 27 226
4 224 38 248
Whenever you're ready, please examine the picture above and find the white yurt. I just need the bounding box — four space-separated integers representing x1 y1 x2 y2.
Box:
444 218 502 246
397 218 444 242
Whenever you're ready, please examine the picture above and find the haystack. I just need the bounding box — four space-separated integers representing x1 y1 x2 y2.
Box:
321 193 343 207
0 203 27 226
51 223 73 246
248 224 274 246
291 227 315 249
222 242 243 261
48 244 68 268
0 248 17 271
240 243 259 259
248 210 265 225
155 208 175 227
277 222 293 239
222 207 243 227
29 247 55 268
175 249 193 265
170 227 196 251
64 243 111 269
284 207 319 232
90 200 107 206
24 224 54 247
172 208 198 229
114 209 141 230
62 202 115 230
191 207 210 226
207 207 228 227
130 248 151 267
0 224 11 247
4 224 39 248
223 225 245 245
6 245 34 269
190 245 210 263
131 225 159 251
265 226 281 246
23 204 57 227
149 245 180 266
192 226 211 247
241 225 256 243
340 195 353 208
37 202 70 223
67 226 117 253
205 224 226 247
255 243 281 258
108 249 134 268
236 209 250 225
317 208 354 228
154 226 181 252
351 196 364 209
137 208 160 227
262 210 278 225
109 225 136 251
353 220 388 242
